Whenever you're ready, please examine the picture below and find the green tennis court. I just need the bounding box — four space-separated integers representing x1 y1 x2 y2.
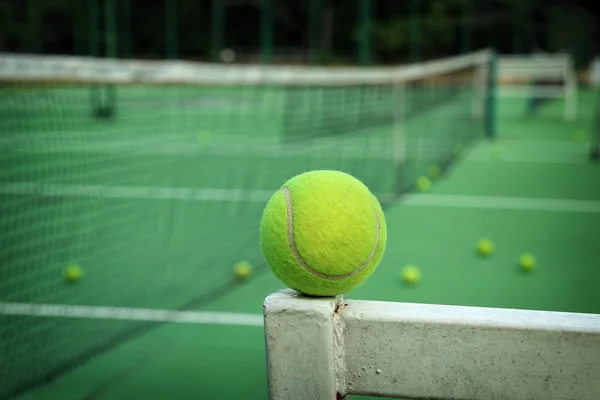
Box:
4 93 600 399
1 58 600 399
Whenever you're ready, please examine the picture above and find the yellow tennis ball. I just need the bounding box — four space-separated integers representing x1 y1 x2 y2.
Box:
234 261 253 280
259 170 387 297
520 253 536 271
477 238 494 257
490 145 503 160
416 176 431 192
402 265 421 285
573 129 587 142
197 131 211 144
64 264 83 282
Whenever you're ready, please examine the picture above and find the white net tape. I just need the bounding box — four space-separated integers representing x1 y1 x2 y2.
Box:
0 50 492 85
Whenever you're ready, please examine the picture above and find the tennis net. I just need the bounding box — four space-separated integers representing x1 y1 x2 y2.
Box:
0 49 495 398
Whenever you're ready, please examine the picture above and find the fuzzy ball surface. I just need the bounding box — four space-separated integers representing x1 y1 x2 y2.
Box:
259 170 387 297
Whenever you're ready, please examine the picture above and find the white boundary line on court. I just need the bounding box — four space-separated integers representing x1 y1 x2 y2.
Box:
0 182 275 202
402 193 600 214
0 302 264 327
466 152 588 165
2 182 600 214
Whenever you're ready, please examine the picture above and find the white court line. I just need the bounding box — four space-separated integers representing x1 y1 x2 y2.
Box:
0 182 274 202
466 151 588 165
0 302 264 327
0 138 396 160
2 182 600 214
403 193 600 214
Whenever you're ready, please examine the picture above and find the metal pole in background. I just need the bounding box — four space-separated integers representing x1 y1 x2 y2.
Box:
308 0 320 65
165 0 178 59
460 0 472 54
103 0 117 117
409 0 420 62
211 0 224 61
104 0 117 58
512 3 526 53
87 0 101 117
260 0 274 64
357 0 372 66
121 0 131 58
485 51 497 138
28 0 41 53
73 0 85 55
87 0 100 57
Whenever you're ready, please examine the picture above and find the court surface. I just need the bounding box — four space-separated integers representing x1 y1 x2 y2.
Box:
9 90 600 400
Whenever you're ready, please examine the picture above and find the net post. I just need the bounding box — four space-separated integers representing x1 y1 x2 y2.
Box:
263 289 344 400
392 82 406 196
485 50 497 138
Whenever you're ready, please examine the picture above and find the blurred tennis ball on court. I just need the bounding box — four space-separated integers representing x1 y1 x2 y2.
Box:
197 131 212 145
234 261 253 280
490 144 503 160
519 253 536 272
401 265 421 285
427 165 441 180
477 238 494 257
416 176 431 192
64 264 84 283
573 129 588 142
259 170 387 297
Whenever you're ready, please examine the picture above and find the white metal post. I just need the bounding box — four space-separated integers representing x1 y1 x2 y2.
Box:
264 289 600 400
263 289 345 400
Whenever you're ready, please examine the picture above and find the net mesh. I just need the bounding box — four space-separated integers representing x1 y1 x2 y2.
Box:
0 49 492 398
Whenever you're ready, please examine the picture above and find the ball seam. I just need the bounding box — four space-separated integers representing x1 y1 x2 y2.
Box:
280 187 381 281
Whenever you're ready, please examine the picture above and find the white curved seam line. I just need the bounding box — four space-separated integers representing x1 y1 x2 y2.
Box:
281 187 380 281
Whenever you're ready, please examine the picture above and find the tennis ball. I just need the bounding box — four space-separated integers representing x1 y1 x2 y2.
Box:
490 145 503 160
64 264 83 283
477 238 494 257
234 261 253 280
402 265 421 285
197 131 211 144
259 170 387 297
427 165 441 180
416 176 431 192
573 129 588 142
519 253 536 271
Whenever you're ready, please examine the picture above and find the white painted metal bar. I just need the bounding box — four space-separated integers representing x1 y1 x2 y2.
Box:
263 289 600 400
263 289 344 400
0 50 492 85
